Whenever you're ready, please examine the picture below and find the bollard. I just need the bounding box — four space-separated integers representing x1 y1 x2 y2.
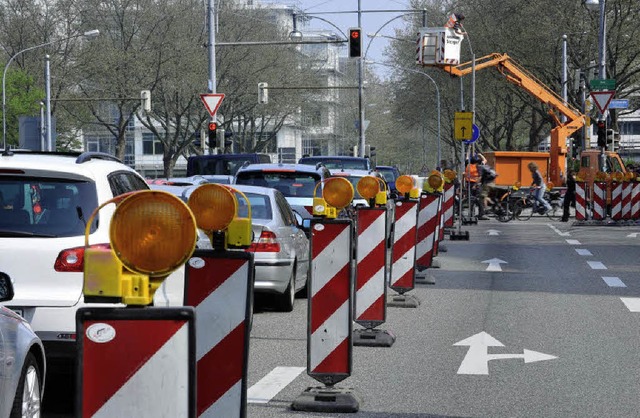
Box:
353 206 394 347
415 192 440 284
575 181 588 221
292 218 359 413
592 182 607 220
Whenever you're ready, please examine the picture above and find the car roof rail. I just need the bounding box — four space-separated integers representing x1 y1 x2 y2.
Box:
76 152 122 164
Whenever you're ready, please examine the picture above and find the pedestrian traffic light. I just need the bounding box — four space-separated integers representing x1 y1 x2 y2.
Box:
349 28 362 58
208 122 217 147
596 120 606 148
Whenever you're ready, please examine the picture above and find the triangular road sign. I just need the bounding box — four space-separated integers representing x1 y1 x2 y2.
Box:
200 93 225 117
590 90 615 114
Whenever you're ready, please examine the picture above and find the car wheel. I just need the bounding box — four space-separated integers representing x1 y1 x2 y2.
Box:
275 266 296 312
10 352 42 418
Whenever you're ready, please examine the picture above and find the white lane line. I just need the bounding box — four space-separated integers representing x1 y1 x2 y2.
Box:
548 224 570 236
247 366 305 404
621 298 640 312
566 239 581 245
587 261 607 270
575 249 593 256
602 277 626 287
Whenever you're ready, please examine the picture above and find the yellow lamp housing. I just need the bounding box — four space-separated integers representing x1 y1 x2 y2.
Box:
409 187 420 199
356 176 380 206
188 183 238 250
225 187 253 248
395 175 415 196
84 190 197 306
375 177 388 206
322 177 355 217
443 169 457 183
611 171 624 183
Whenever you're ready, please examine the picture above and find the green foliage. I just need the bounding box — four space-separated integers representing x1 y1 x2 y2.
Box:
1 68 44 147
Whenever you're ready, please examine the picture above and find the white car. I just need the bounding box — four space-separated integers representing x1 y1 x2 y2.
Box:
0 150 184 373
190 185 310 312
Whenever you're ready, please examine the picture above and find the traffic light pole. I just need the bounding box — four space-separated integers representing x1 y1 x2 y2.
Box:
357 0 365 158
207 0 217 154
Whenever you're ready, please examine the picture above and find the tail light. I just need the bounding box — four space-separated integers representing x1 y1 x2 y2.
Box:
54 244 111 272
246 231 280 253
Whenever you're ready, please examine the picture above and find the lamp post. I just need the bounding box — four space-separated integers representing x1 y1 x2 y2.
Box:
585 0 606 80
2 29 99 151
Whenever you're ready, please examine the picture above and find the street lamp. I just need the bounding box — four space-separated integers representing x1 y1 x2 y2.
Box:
2 29 100 151
585 0 606 80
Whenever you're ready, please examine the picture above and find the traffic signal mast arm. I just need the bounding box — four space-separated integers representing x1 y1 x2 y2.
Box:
442 53 586 185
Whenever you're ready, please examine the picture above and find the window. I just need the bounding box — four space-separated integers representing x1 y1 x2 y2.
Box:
278 147 296 164
108 171 149 196
235 193 272 220
142 133 164 155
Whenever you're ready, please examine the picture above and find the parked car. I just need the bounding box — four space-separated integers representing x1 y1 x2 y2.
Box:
234 163 331 214
375 165 401 193
0 150 184 373
298 155 371 170
0 274 46 418
187 184 310 312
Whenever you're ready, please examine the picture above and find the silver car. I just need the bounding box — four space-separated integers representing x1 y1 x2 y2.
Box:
0 275 46 418
186 185 311 312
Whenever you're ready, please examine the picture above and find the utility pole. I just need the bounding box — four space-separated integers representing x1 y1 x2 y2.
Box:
208 0 217 154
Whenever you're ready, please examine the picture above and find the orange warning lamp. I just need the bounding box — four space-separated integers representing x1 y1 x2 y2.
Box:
395 175 414 195
443 169 456 183
323 177 355 216
356 176 380 205
611 171 624 182
188 183 237 231
83 190 197 306
424 173 444 193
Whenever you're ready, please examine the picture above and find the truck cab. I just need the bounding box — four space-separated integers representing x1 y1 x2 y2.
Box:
579 149 626 183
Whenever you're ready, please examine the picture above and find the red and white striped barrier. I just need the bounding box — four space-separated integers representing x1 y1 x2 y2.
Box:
611 181 623 220
355 207 387 327
592 182 607 220
308 219 353 385
389 200 419 294
433 194 445 257
77 307 196 418
622 181 632 220
575 182 588 221
442 182 455 228
415 193 440 270
632 182 640 220
184 250 253 417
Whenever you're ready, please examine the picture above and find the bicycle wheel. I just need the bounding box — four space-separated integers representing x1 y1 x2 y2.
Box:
514 200 533 220
546 201 562 220
496 200 512 222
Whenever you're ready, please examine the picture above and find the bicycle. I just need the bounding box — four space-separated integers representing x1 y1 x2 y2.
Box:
485 185 515 222
512 187 561 221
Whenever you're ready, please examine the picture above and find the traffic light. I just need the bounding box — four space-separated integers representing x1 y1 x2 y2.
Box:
596 120 606 149
349 28 362 58
208 122 217 147
258 82 268 104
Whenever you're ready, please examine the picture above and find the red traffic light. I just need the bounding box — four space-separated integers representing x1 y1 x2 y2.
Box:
208 122 217 131
350 29 360 39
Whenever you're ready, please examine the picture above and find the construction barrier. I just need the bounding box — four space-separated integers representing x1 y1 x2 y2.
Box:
575 182 588 221
389 199 419 294
592 182 607 220
76 307 196 418
611 181 623 220
292 218 359 413
415 193 440 271
353 207 394 347
433 193 445 257
622 181 632 220
184 250 254 418
442 182 455 228
632 182 640 220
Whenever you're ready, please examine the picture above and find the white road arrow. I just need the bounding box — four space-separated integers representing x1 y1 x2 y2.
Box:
454 332 557 375
487 229 501 236
627 232 639 238
481 258 507 271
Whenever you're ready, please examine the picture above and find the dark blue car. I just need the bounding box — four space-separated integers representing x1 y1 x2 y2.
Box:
375 165 401 192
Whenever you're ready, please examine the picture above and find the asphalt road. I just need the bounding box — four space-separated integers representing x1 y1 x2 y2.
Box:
43 216 640 417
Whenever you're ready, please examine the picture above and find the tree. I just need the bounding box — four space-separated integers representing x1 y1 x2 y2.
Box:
1 68 44 147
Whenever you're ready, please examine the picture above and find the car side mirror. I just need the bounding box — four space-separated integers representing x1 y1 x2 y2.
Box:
0 274 15 302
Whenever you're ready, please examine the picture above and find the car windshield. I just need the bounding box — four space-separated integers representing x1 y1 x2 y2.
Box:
236 172 320 197
377 169 397 182
0 177 99 237
234 192 272 220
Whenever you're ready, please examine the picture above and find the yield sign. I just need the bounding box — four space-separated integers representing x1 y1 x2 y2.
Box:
590 90 615 114
200 93 225 117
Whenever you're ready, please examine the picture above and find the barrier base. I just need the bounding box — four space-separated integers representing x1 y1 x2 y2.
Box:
438 243 448 252
450 230 470 240
387 293 420 308
353 328 395 347
415 270 436 285
430 259 441 268
462 216 477 225
292 386 360 413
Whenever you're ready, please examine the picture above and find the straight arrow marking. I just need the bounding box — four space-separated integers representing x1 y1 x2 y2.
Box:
487 229 501 236
482 258 507 272
627 233 639 238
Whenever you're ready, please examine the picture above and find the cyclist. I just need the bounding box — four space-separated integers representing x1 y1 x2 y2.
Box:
527 162 552 215
477 155 498 220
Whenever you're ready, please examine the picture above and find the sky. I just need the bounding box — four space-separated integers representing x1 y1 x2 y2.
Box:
274 0 417 77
